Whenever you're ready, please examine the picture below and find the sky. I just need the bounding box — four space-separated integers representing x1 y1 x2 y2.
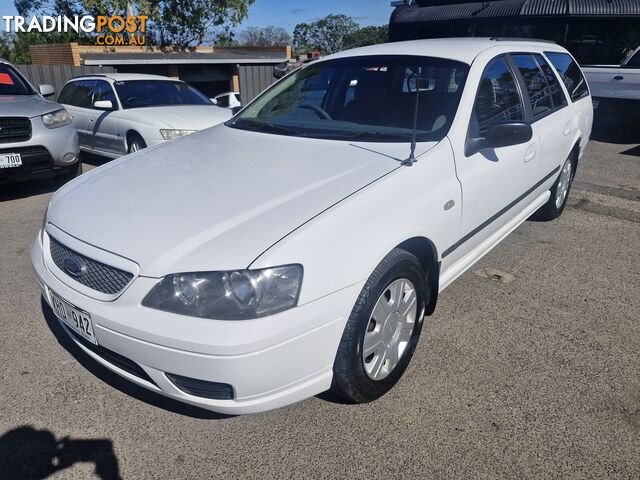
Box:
0 0 393 33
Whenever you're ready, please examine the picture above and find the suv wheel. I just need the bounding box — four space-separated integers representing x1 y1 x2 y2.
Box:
331 249 428 404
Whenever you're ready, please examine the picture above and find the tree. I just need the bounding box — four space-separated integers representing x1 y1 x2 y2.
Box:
14 0 255 48
240 26 291 47
293 14 359 55
345 25 388 49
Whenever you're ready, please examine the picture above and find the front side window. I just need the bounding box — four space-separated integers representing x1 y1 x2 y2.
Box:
471 56 524 137
0 64 34 96
92 80 118 108
229 55 469 142
544 52 590 102
113 80 212 109
511 54 553 118
627 50 640 67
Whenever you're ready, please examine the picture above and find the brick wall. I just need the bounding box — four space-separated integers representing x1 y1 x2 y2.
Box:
29 43 80 66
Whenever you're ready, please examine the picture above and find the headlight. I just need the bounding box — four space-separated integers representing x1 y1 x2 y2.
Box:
160 129 196 140
42 109 71 129
142 265 303 320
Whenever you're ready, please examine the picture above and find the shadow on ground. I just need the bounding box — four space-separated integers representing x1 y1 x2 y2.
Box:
591 118 640 148
0 426 121 480
41 298 231 420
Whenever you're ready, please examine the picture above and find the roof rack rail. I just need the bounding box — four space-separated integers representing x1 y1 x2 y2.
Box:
489 37 557 44
69 73 109 79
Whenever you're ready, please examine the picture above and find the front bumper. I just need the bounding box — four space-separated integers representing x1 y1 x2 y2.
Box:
31 230 361 414
0 118 79 183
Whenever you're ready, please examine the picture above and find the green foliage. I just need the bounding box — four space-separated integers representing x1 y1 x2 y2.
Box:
14 0 254 48
240 25 291 47
293 14 359 55
0 30 88 63
345 25 388 49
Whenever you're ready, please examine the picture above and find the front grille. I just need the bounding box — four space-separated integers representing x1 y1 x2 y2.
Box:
166 373 235 400
0 117 32 143
49 236 134 295
66 328 157 386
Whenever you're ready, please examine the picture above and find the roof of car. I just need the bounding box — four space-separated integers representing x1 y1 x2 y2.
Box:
326 37 564 65
68 73 179 82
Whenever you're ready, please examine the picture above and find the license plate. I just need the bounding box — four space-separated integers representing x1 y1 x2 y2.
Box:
50 291 97 345
0 153 22 169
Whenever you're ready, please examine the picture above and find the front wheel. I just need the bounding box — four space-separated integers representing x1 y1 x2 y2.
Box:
127 133 146 154
331 249 428 404
531 153 576 221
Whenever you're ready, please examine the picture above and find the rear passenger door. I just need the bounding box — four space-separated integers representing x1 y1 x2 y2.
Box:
509 53 573 180
58 80 96 149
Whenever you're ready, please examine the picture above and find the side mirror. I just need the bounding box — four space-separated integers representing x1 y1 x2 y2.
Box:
93 100 114 110
465 121 532 156
273 62 288 79
39 84 55 97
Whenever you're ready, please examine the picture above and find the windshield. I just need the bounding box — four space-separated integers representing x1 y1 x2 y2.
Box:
113 80 212 109
0 64 35 96
229 55 469 142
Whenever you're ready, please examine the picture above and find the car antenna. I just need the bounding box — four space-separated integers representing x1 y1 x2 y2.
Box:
403 66 422 166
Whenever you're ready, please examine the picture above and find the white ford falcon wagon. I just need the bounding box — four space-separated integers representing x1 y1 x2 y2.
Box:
32 38 592 414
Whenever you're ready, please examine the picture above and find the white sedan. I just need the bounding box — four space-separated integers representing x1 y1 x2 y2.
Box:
58 73 232 158
32 38 592 415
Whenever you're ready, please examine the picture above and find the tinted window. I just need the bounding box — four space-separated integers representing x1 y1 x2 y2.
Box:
544 52 590 102
113 80 212 109
471 57 524 137
92 80 117 108
58 80 95 108
534 54 567 108
511 54 553 118
628 50 640 67
0 64 34 95
216 95 230 108
231 55 469 142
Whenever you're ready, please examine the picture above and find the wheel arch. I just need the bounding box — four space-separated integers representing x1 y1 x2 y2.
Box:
395 236 440 316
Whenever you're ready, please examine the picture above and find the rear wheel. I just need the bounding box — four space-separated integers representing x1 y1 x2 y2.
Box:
127 133 146 154
331 249 428 404
531 153 576 221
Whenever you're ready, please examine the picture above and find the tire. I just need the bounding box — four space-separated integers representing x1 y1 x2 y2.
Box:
127 133 146 154
55 161 82 187
531 153 576 221
331 249 429 404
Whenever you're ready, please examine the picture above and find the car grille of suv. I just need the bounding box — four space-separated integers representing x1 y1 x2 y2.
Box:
49 236 134 295
0 117 32 143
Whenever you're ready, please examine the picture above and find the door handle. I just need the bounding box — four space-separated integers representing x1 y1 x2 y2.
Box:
524 143 537 163
563 123 572 136
613 75 624 81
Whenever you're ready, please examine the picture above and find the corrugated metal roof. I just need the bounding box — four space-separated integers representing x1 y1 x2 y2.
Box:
521 0 568 16
568 0 640 15
393 1 527 23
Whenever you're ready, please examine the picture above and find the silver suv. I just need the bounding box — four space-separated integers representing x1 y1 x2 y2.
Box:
0 59 80 184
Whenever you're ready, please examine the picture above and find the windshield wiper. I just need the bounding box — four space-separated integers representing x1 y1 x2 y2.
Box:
230 119 302 136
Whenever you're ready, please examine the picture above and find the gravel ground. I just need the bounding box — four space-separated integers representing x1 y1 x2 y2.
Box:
0 123 638 479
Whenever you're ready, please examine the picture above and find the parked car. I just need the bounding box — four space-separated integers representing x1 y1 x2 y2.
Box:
32 38 592 415
211 91 241 109
582 46 640 120
58 73 232 158
0 59 80 184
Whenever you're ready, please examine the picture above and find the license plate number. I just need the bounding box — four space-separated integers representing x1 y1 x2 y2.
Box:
50 291 97 345
0 153 22 169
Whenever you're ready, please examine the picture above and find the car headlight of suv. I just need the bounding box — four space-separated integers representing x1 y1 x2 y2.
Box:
142 265 303 320
160 129 196 140
42 108 71 129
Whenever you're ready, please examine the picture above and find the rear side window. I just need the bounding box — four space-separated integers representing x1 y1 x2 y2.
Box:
471 56 524 137
58 80 95 108
544 52 590 101
511 54 553 118
534 54 567 108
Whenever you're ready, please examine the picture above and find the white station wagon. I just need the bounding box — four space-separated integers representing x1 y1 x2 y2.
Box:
32 39 592 414
58 73 231 158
